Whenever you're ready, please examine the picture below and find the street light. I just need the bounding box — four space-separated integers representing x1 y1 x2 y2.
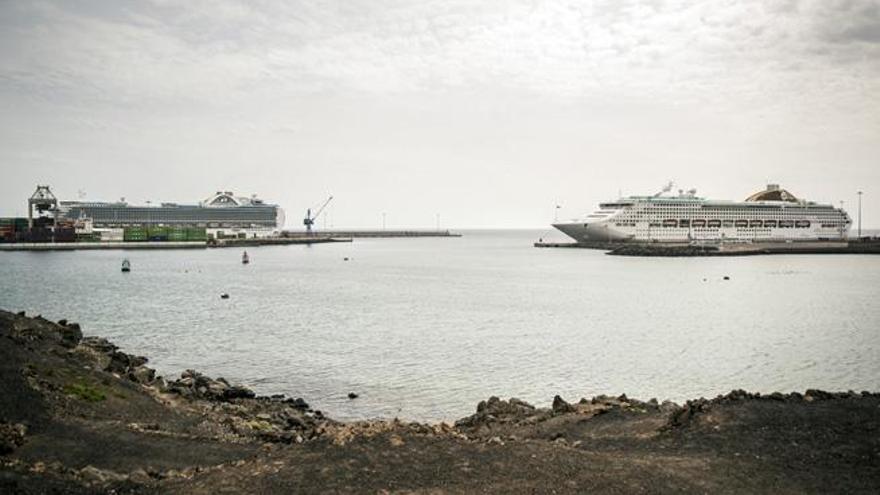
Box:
858 191 863 239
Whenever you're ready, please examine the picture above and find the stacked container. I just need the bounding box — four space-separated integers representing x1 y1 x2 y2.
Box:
100 228 124 242
54 227 76 243
124 226 147 242
186 227 207 242
0 218 14 243
168 226 187 241
147 226 169 242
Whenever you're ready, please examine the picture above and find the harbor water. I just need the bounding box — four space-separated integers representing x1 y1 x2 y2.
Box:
1 230 879 422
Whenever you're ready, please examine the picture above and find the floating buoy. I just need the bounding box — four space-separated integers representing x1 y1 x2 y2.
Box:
343 257 350 261
220 293 230 299
347 392 359 400
723 276 730 281
121 259 131 273
242 251 249 264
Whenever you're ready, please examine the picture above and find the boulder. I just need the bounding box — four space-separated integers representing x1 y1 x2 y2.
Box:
129 366 156 385
58 322 83 348
552 395 576 414
0 422 27 454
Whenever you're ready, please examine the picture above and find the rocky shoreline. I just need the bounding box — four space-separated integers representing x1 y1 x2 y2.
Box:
2 310 879 494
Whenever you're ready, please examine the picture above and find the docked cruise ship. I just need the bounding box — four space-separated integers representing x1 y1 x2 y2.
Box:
58 191 285 231
553 183 851 243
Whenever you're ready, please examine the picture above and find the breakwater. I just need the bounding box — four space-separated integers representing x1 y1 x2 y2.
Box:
535 238 880 256
284 230 461 238
0 236 351 251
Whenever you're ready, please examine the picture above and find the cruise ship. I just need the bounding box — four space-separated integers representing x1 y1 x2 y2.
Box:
58 191 285 231
553 183 851 243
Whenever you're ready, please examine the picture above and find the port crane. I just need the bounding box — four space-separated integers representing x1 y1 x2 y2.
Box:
303 195 333 235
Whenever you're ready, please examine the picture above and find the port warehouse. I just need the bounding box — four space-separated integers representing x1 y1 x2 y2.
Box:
1 187 283 244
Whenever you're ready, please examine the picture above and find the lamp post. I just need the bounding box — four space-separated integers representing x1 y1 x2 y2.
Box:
858 191 863 239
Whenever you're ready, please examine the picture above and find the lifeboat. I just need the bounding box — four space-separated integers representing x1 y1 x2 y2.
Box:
779 220 794 228
692 219 707 228
749 220 763 228
795 220 811 228
707 219 722 228
662 219 678 227
764 220 777 228
735 220 749 228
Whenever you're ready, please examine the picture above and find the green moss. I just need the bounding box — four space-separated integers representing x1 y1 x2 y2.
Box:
245 420 273 431
64 382 106 402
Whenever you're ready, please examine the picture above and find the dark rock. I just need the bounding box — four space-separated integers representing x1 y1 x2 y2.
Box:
0 422 27 454
57 319 68 326
223 386 256 401
16 311 25 316
348 392 359 400
284 397 309 410
81 336 119 354
58 322 82 348
552 395 575 414
457 396 538 428
130 366 156 385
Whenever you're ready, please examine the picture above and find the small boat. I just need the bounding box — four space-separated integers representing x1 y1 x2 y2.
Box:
121 259 131 273
241 251 249 264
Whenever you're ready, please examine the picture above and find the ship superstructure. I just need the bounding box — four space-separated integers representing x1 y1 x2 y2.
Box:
553 183 851 243
58 191 285 232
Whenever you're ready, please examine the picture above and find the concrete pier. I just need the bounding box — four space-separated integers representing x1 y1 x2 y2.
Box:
535 238 880 256
0 236 352 251
283 230 461 239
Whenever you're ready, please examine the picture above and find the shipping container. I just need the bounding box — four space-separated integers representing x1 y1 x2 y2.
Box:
0 225 13 243
186 228 207 241
27 228 53 243
124 227 147 242
54 228 76 243
76 233 101 242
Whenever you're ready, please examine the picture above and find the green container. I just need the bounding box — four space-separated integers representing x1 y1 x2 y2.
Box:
185 228 207 241
147 226 169 237
124 227 147 242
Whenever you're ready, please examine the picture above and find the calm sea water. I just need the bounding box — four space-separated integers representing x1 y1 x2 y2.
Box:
1 229 879 422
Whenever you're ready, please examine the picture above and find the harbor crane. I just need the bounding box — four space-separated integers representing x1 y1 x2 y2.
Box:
303 195 333 235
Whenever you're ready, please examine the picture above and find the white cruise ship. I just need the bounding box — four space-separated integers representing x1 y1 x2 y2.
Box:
553 183 851 243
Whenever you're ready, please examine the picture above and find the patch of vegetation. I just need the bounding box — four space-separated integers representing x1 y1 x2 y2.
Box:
64 382 106 402
245 420 273 431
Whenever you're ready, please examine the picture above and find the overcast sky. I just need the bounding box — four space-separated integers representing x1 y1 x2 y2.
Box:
0 0 877 228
